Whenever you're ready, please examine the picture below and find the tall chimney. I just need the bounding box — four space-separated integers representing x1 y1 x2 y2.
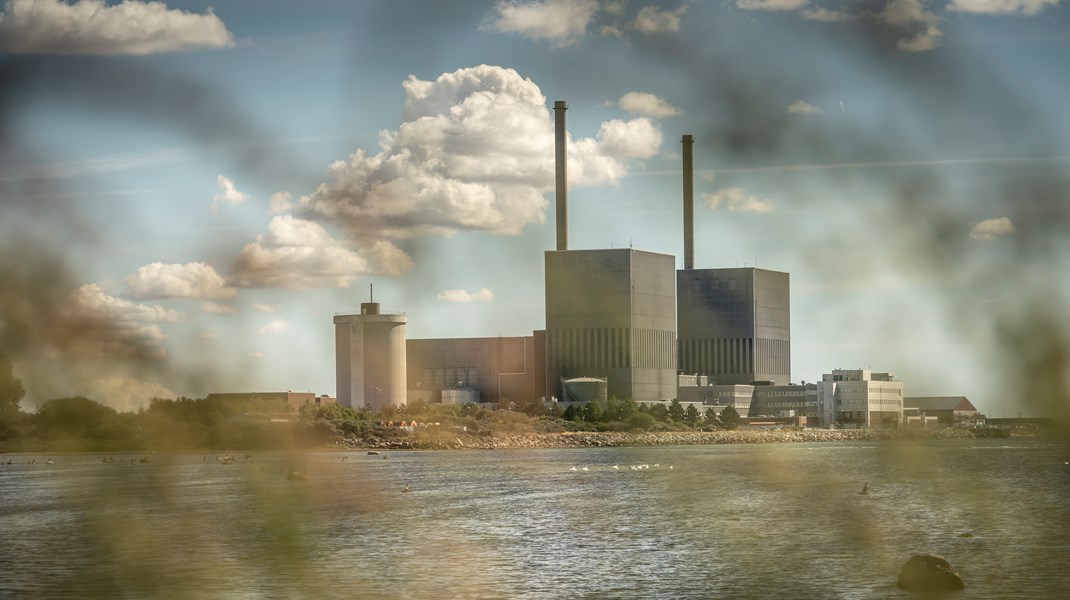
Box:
554 100 568 251
682 134 694 270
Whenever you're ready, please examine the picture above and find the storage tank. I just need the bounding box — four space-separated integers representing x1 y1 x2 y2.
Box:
560 377 608 405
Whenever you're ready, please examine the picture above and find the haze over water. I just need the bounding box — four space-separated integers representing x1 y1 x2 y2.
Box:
2 438 1068 599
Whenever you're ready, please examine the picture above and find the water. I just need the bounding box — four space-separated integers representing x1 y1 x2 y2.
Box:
1 438 1069 599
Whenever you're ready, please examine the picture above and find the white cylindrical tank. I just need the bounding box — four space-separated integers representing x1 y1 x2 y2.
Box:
334 306 407 411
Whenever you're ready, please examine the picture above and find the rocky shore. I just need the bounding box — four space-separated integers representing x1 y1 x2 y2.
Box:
336 427 980 451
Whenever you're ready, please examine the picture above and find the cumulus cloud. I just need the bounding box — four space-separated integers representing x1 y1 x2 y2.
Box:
597 118 662 158
437 288 495 303
299 65 654 240
200 302 236 314
123 261 236 300
0 0 235 55
630 5 687 34
705 187 776 214
736 0 810 10
877 0 944 52
787 100 822 114
258 317 289 336
212 174 250 212
77 377 175 412
68 284 182 359
269 191 293 214
482 0 599 45
617 92 682 118
231 215 413 288
948 0 1061 15
970 217 1016 240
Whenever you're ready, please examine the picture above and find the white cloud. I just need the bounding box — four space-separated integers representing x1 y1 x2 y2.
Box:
212 174 249 212
437 288 495 303
269 191 294 214
258 317 289 336
597 118 662 158
482 0 599 45
251 351 264 359
630 5 687 34
705 187 776 214
252 304 277 313
617 92 682 118
124 261 236 300
232 215 413 288
802 7 852 21
736 0 810 10
299 65 651 241
877 0 944 52
72 283 183 323
787 100 822 114
77 377 174 412
969 217 1016 240
200 302 236 314
948 0 1061 15
201 331 220 340
0 0 234 55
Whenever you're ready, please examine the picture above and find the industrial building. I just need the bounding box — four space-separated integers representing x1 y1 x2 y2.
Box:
334 293 407 410
406 334 545 404
903 396 979 427
336 101 795 410
545 248 678 403
817 369 903 429
676 133 791 386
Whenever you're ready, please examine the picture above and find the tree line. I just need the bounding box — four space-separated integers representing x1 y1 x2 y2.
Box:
1 351 741 453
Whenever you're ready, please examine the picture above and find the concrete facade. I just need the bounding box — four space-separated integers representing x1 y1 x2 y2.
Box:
751 383 819 422
334 303 407 410
406 333 545 404
817 369 903 429
677 267 791 386
545 248 677 402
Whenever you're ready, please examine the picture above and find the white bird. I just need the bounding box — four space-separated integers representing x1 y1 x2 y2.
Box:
612 465 620 470
581 466 589 472
654 464 660 468
569 466 577 471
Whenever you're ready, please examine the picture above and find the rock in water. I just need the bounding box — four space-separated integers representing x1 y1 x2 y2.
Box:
896 554 964 592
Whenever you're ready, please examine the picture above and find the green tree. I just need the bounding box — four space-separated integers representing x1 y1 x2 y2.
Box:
649 403 669 423
585 399 604 422
719 405 742 430
668 399 685 422
0 351 26 418
684 404 701 428
626 412 656 431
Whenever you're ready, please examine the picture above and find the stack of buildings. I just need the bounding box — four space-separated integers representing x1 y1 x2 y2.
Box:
334 100 915 429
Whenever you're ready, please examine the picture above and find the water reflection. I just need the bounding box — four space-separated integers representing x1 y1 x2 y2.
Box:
1 439 1068 599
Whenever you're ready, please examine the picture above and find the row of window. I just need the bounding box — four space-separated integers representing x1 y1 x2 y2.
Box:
422 367 480 389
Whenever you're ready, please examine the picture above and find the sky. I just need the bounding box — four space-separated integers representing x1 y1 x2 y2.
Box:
1 0 1069 418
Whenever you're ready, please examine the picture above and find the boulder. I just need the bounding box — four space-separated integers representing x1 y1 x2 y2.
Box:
896 553 964 592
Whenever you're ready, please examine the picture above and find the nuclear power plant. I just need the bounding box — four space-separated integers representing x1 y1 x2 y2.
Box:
335 101 791 408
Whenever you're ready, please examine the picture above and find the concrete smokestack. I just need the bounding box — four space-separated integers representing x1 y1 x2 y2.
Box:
554 100 568 251
682 134 694 270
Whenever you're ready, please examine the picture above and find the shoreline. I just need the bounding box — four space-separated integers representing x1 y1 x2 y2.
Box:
337 427 1013 451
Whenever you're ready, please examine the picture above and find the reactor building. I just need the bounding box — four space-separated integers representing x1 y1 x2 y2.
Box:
334 290 407 410
676 135 791 386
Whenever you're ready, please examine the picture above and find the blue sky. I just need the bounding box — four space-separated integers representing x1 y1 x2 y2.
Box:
1 0 1068 417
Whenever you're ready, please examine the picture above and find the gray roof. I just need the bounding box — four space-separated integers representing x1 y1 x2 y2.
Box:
904 396 977 412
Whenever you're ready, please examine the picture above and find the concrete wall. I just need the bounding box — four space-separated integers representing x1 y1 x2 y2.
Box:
407 334 543 403
545 248 677 402
677 267 790 385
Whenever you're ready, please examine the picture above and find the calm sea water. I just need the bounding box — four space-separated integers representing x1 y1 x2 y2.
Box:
1 438 1069 599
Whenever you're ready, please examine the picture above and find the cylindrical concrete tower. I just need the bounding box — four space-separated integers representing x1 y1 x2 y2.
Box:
554 100 568 251
334 303 407 411
682 134 694 270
